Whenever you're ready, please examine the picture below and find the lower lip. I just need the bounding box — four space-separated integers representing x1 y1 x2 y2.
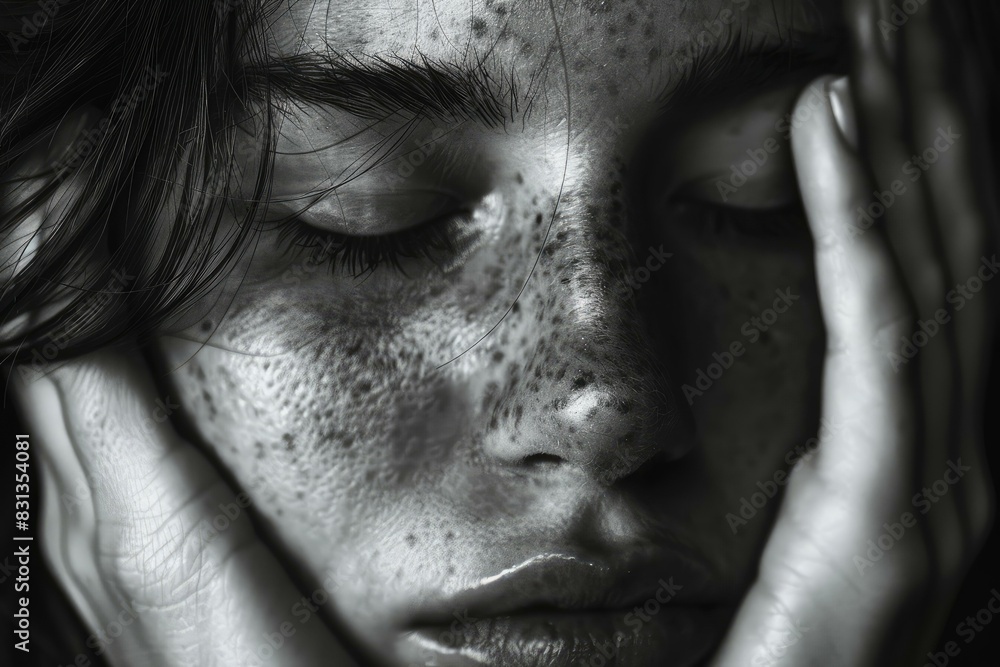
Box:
399 606 731 667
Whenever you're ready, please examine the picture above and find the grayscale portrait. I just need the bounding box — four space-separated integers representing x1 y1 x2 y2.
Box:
2 1 999 666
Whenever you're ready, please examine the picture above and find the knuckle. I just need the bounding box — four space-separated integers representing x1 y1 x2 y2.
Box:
102 515 206 603
96 478 231 605
870 308 914 348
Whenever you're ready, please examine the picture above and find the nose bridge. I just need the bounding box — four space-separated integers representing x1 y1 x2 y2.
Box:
477 163 693 482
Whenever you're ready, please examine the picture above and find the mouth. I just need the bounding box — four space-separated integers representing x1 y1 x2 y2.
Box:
397 551 735 667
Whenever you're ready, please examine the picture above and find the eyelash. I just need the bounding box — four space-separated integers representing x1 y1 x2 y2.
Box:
276 190 806 279
667 196 810 243
277 208 469 278
701 201 807 237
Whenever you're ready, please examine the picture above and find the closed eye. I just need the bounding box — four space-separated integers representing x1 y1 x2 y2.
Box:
275 204 475 278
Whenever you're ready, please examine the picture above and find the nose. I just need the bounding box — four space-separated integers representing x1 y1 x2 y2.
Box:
478 194 695 485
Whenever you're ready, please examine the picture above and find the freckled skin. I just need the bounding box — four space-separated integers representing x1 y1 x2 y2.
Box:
154 0 836 665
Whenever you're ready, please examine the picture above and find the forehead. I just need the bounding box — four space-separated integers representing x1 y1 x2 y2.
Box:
274 0 839 106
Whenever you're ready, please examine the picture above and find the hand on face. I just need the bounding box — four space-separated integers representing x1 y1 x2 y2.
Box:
711 1 995 665
13 350 360 666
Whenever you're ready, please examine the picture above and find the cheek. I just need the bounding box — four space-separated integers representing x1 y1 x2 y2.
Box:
152 263 511 533
624 224 823 579
155 327 453 610
156 340 353 516
152 174 551 513
652 226 824 505
158 320 416 478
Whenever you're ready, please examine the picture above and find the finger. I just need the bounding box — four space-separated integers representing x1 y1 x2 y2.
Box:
14 376 107 647
792 76 916 493
890 2 998 661
904 0 997 547
846 0 946 326
13 350 359 666
846 0 963 587
709 76 925 667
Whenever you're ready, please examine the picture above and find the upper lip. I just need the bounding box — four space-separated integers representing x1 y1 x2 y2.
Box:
408 546 728 627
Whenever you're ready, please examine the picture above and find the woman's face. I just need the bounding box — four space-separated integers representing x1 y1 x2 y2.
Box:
155 0 837 664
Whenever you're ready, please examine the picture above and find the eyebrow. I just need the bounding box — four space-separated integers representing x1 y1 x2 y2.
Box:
249 50 521 128
247 28 847 129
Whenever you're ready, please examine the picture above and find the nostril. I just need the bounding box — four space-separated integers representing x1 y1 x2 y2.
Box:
616 450 672 487
522 453 564 467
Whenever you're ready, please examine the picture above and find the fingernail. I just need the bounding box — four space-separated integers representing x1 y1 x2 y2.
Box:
827 76 858 151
